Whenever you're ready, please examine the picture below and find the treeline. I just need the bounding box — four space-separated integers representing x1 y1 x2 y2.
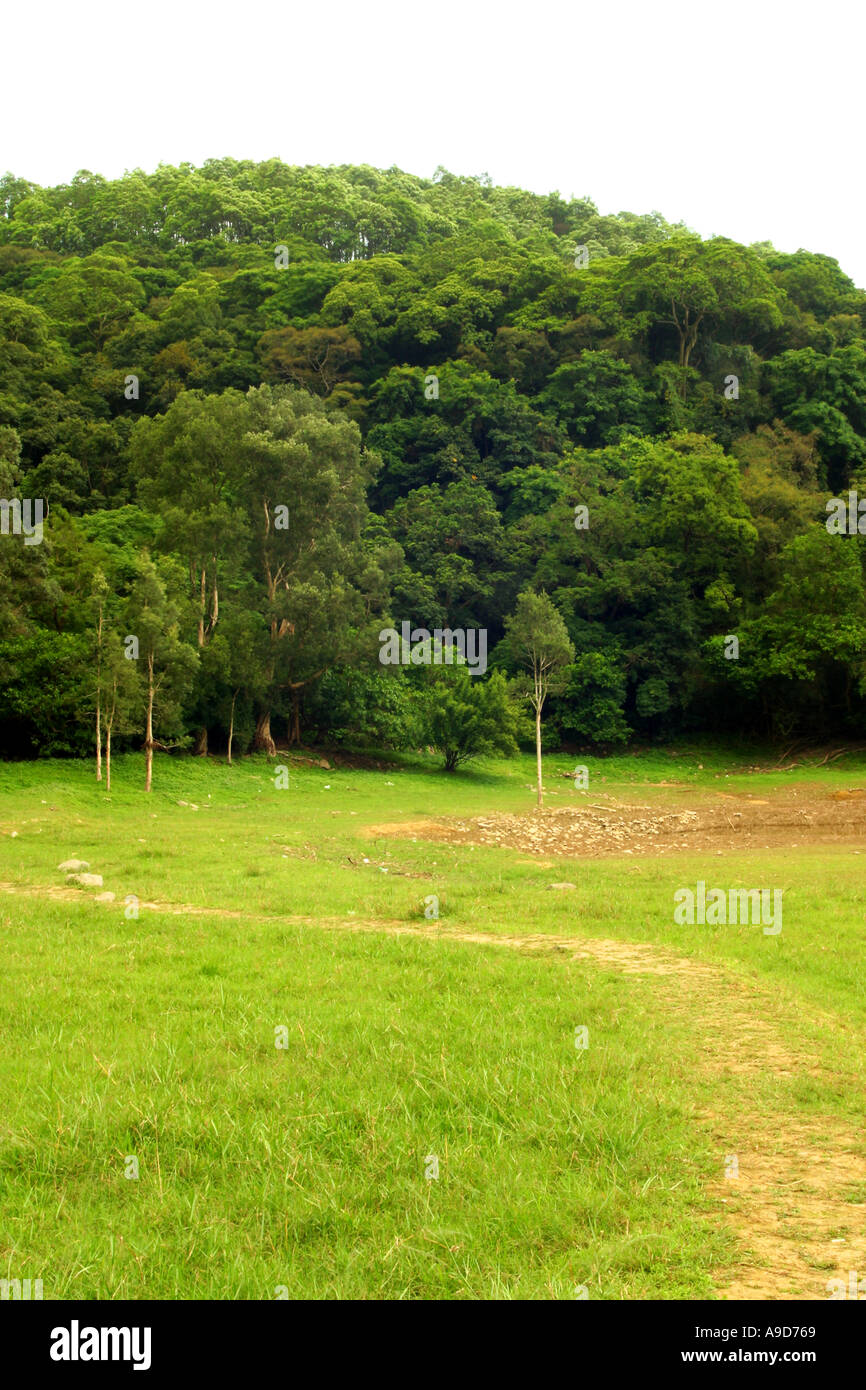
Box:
1 158 865 763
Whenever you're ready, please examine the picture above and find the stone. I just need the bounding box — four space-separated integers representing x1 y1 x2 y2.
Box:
66 873 103 888
548 882 577 891
58 858 89 872
94 892 116 903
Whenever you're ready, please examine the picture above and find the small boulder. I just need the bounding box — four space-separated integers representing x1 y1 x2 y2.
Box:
66 872 103 888
58 858 89 872
548 882 577 891
94 891 116 903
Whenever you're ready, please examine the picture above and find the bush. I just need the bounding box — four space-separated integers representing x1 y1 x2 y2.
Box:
304 667 423 749
422 667 520 771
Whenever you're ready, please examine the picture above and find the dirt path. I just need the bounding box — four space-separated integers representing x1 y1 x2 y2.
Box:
3 876 864 1300
312 914 866 1298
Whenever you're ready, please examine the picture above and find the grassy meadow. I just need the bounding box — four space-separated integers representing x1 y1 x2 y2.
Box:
1 746 865 1299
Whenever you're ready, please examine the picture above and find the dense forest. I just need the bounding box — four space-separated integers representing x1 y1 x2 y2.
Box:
1 158 865 765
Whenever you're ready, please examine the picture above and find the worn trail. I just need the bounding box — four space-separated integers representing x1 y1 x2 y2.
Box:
3 876 864 1300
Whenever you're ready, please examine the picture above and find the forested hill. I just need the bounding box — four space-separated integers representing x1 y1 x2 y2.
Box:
1 159 866 759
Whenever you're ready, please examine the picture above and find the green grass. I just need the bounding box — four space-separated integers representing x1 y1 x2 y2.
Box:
1 745 865 1298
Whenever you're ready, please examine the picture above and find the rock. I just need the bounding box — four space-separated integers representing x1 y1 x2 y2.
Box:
58 858 89 871
94 891 116 903
318 759 331 769
548 882 577 891
66 873 103 888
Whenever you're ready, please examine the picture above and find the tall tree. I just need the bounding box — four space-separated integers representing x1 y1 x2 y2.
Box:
126 556 198 791
100 630 141 792
238 384 390 749
505 590 574 809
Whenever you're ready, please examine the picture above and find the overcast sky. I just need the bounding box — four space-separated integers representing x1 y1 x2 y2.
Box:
4 0 863 286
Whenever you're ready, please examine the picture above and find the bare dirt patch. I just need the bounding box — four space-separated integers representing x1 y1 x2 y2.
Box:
366 785 866 858
703 1119 866 1300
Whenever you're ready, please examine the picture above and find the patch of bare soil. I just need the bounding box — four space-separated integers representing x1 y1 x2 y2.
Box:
0 881 256 918
703 1120 866 1300
366 785 866 858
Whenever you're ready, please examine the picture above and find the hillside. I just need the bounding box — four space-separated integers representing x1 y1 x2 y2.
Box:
1 159 865 757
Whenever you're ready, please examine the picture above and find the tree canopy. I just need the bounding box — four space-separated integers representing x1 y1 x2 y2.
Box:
1 157 864 759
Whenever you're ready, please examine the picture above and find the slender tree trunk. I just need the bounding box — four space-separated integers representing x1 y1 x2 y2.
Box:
145 654 155 792
535 704 544 810
678 314 702 399
194 726 208 756
227 690 237 765
209 558 218 636
95 606 103 781
289 690 301 746
105 679 117 793
253 710 276 756
197 566 206 647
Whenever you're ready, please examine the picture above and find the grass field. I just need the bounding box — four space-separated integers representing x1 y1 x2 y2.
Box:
1 745 865 1299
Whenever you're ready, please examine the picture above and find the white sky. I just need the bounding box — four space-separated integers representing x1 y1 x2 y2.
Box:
3 0 864 287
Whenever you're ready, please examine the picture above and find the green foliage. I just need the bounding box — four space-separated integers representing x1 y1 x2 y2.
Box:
559 652 631 747
503 590 575 708
423 666 520 771
764 345 866 486
0 630 91 755
537 350 655 445
0 157 864 756
305 667 423 749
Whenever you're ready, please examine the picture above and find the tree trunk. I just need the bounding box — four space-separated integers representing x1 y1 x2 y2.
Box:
145 655 154 792
95 605 103 781
197 566 206 647
209 559 218 637
678 316 701 399
289 690 301 746
193 726 208 756
105 678 117 792
227 691 237 765
253 710 276 756
535 705 544 810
